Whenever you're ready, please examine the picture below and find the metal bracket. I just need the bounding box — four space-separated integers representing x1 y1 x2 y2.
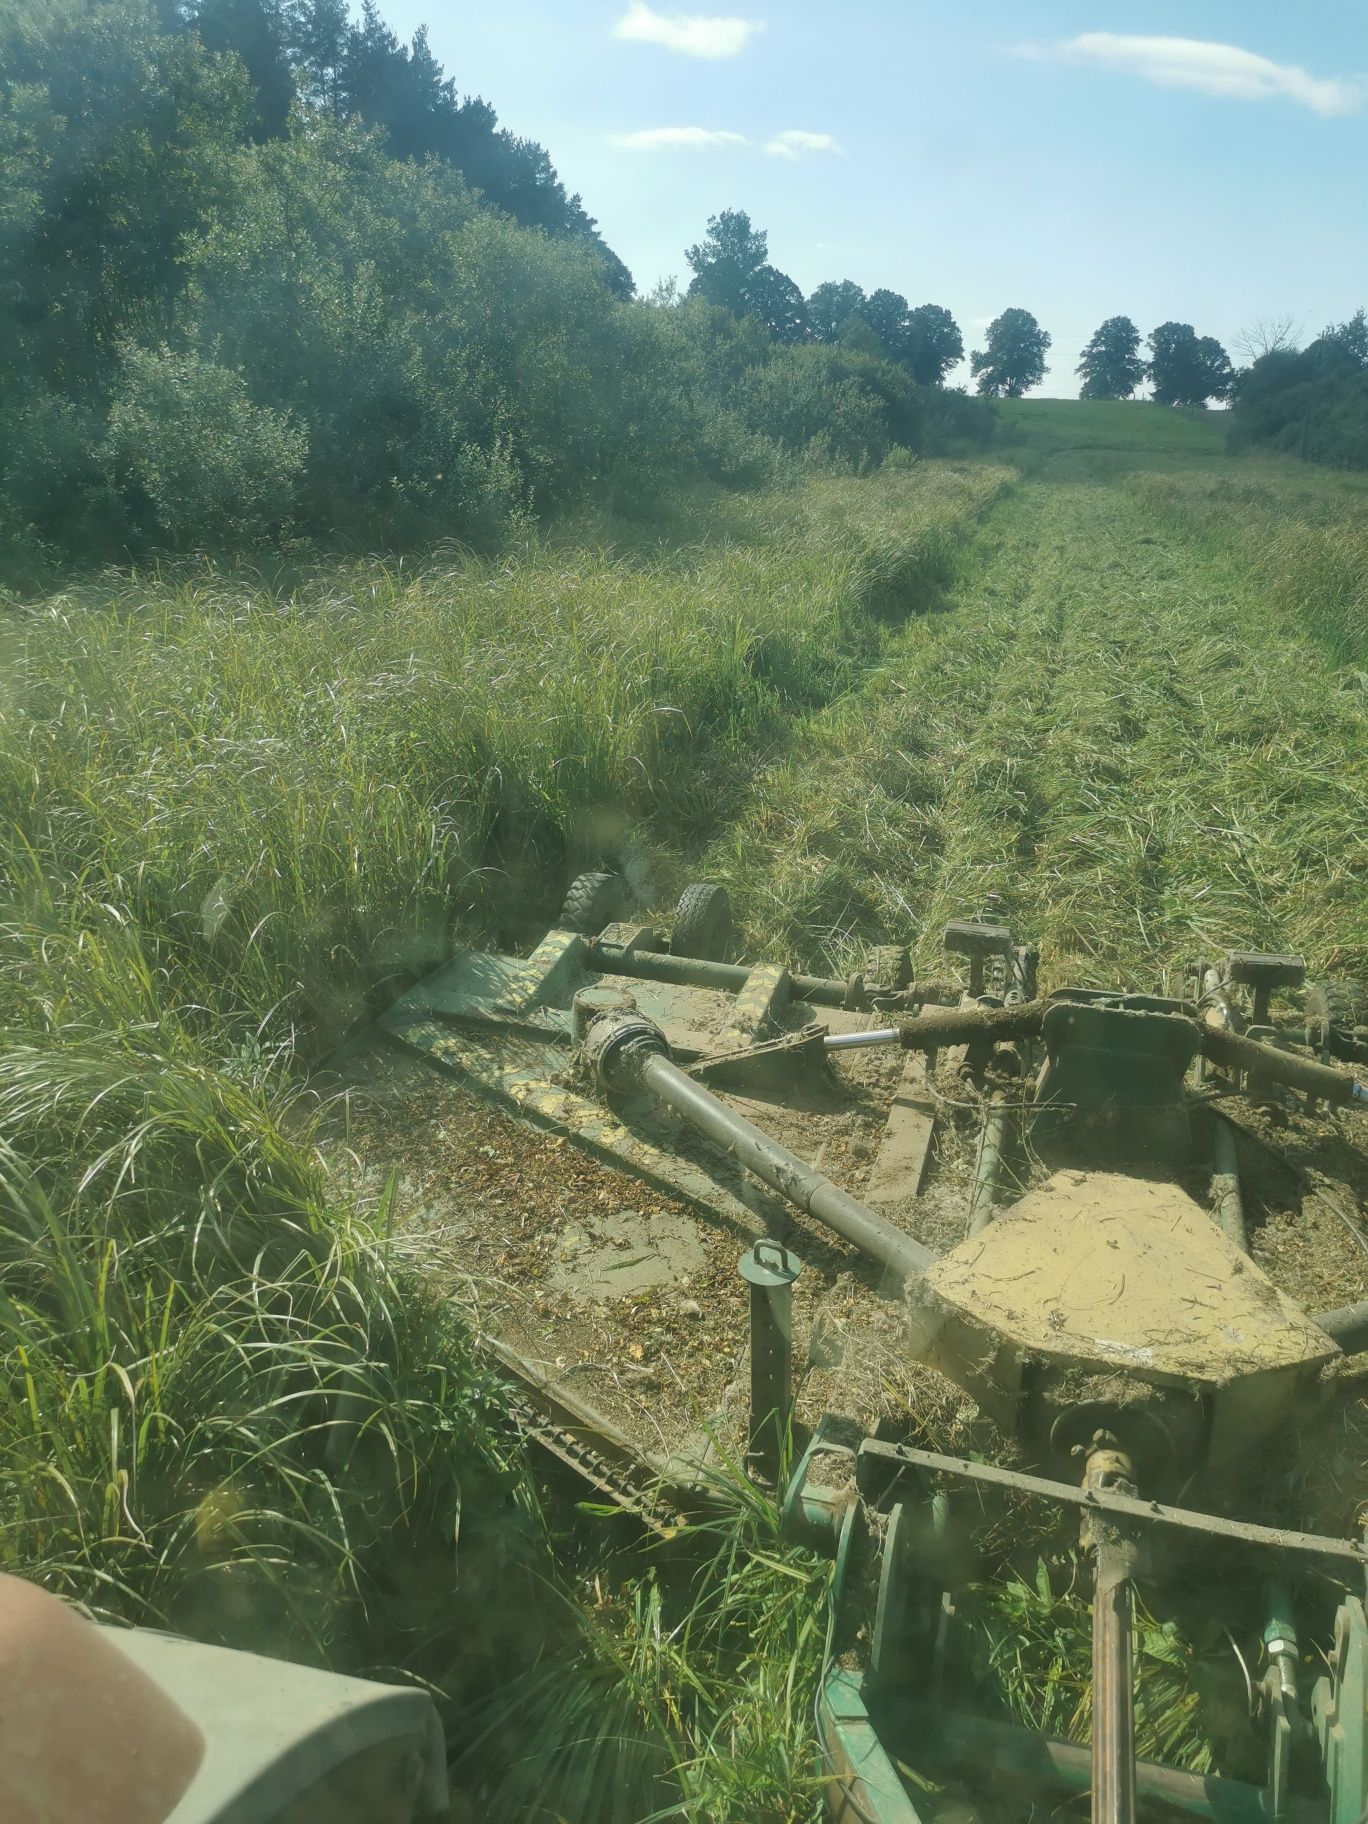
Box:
855 1439 1368 1564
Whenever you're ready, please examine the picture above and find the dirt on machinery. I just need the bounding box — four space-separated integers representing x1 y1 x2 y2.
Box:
322 1024 1365 1535
323 1040 1002 1476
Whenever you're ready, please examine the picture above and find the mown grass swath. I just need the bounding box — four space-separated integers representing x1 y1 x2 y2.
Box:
707 411 1368 991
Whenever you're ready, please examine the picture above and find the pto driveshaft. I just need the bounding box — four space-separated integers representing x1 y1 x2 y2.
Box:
582 1012 935 1284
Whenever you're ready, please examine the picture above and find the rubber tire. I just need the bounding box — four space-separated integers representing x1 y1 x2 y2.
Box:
671 883 734 962
558 871 628 935
1306 977 1368 1061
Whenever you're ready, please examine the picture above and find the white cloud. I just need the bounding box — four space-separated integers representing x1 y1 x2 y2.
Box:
608 126 748 152
1028 33 1358 116
764 129 842 160
612 2 761 59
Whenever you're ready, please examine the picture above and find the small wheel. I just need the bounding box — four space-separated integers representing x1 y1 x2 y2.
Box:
558 871 628 935
671 883 734 961
866 945 911 993
1306 977 1368 1062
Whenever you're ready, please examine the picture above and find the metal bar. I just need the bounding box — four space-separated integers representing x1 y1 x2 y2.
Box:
897 1705 1324 1823
588 943 868 1011
740 1243 800 1480
1199 1025 1368 1109
826 1027 900 1050
899 1001 1046 1050
638 1053 935 1282
1092 1544 1137 1824
1262 1580 1299 1821
886 999 1368 1108
1314 1299 1368 1354
1209 1113 1248 1251
966 1092 1010 1237
856 1440 1368 1563
1082 1440 1139 1824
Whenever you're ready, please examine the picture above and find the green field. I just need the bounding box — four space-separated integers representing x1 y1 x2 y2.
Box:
3 399 1367 1817
704 402 1368 988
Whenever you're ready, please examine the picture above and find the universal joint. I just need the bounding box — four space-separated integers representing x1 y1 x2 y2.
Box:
581 1009 670 1092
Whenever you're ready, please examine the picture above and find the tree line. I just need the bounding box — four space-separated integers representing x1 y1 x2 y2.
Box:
0 0 994 570
680 229 1249 414
174 0 633 291
4 0 1360 571
1227 312 1368 469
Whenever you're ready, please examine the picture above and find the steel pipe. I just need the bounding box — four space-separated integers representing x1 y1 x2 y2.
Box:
1314 1299 1368 1354
739 1241 801 1479
1208 1114 1247 1251
1082 1441 1139 1824
585 1012 935 1282
824 1027 900 1050
589 943 872 1012
1199 1024 1368 1108
640 1052 934 1281
1092 1551 1137 1824
966 1092 1010 1237
887 998 1368 1109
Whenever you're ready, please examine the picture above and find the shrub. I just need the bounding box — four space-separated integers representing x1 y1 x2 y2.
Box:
104 346 306 546
923 385 997 453
0 390 130 554
738 344 917 472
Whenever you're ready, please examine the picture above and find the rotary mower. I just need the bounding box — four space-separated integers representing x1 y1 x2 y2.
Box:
17 877 1367 1824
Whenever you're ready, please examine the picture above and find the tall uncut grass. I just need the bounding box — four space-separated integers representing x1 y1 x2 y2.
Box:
1127 463 1368 669
463 1465 834 1824
0 891 545 1690
2 466 1008 1061
0 459 1004 1795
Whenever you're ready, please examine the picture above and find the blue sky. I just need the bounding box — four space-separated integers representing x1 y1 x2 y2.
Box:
379 2 1368 395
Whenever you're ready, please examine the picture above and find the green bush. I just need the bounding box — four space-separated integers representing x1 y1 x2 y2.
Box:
1228 323 1368 471
0 391 129 554
0 894 546 1689
104 346 306 546
738 344 919 472
924 385 997 453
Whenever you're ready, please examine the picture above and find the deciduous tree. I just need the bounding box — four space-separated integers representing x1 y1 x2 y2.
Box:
806 279 866 344
686 210 808 341
1147 323 1234 407
905 304 963 386
1076 315 1145 400
971 309 1050 397
862 287 911 361
189 0 293 139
